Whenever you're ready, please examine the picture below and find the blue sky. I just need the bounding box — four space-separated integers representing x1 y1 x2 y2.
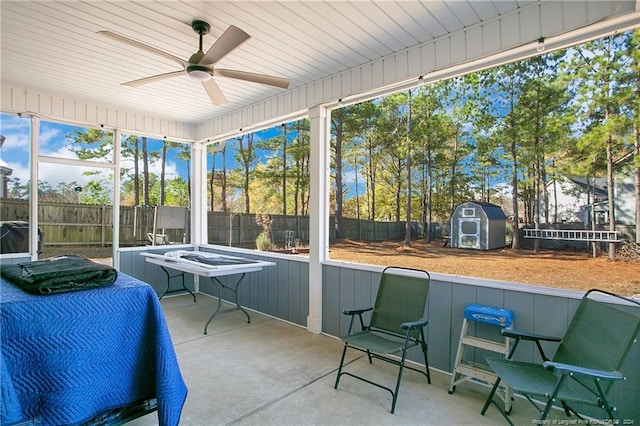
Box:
0 112 298 193
0 113 189 189
0 112 490 201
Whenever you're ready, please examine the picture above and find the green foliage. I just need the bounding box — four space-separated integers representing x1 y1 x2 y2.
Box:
80 179 113 205
255 232 273 251
68 128 113 161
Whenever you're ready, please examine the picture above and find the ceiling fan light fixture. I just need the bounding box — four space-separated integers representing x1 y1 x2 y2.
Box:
187 66 211 82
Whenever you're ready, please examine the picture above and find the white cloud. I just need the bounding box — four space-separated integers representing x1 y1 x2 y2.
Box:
38 163 110 187
0 126 31 154
38 126 64 151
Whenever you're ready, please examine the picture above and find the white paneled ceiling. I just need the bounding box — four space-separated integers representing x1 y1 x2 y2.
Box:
1 1 639 128
0 0 531 124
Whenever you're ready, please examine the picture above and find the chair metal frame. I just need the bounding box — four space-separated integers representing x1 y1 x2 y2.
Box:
334 266 431 413
481 289 640 425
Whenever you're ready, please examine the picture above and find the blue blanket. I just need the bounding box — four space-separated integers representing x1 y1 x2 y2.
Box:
1 273 187 425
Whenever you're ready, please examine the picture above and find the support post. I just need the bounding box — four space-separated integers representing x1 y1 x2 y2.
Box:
307 105 330 334
112 129 121 269
30 116 39 261
191 142 206 293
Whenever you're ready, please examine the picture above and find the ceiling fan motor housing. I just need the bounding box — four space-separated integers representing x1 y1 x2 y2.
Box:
191 20 211 36
187 65 212 81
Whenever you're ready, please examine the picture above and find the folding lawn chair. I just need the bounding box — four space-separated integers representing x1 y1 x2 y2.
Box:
147 206 189 246
334 266 431 414
481 289 640 425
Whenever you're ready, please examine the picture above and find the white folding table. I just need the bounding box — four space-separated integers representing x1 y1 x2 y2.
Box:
142 251 275 334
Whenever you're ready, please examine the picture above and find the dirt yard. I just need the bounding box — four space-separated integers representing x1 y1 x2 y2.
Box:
43 239 640 297
328 239 640 297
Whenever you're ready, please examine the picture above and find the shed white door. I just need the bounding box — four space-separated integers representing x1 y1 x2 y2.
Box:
458 218 480 249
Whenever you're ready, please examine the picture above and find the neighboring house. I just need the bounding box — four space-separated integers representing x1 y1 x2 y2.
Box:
546 157 637 226
613 171 636 226
0 160 11 198
580 154 638 226
545 176 608 224
0 135 12 198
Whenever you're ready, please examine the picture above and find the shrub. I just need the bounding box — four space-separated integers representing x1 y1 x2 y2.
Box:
256 232 273 251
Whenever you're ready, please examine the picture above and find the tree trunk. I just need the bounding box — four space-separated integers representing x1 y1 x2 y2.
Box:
142 137 149 206
510 135 520 249
160 141 167 205
449 133 458 216
210 151 216 211
134 137 140 206
354 156 360 238
606 134 616 260
395 157 402 221
635 117 640 243
533 158 540 254
282 125 288 215
591 170 598 258
404 91 412 247
424 134 433 243
367 139 375 221
221 145 227 212
239 134 253 214
334 110 344 238
634 49 640 244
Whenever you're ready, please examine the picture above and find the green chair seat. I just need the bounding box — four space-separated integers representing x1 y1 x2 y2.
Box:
486 358 604 405
341 330 413 355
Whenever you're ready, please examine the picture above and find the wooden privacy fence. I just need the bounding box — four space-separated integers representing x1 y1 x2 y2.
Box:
3 199 635 249
0 199 424 247
1 199 160 246
206 213 411 246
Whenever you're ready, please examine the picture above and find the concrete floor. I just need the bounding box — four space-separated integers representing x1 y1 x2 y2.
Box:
130 293 556 426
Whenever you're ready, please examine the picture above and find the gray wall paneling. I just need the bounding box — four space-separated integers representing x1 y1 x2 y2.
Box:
116 250 639 421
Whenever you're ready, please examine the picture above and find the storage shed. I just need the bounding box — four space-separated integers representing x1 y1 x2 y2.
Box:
450 202 507 250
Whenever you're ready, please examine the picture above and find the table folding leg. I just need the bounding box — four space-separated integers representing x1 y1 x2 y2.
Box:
204 273 249 334
159 266 196 302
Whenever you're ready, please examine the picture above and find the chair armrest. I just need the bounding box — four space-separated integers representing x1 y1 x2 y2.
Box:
342 307 373 316
543 361 625 380
502 329 561 361
502 329 562 342
401 318 428 330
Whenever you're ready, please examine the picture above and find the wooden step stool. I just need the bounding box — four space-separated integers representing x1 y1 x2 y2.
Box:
448 304 514 412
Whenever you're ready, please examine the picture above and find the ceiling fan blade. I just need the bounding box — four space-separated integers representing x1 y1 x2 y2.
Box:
122 70 185 87
202 79 228 106
213 69 290 89
201 25 251 65
98 30 186 67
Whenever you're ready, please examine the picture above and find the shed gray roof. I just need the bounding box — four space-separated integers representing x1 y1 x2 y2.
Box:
456 201 507 221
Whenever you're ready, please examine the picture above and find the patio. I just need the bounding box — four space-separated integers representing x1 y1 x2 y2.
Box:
2 2 639 425
3 244 636 423
131 293 561 425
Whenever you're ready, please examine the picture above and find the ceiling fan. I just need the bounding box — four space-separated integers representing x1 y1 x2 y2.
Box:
97 20 290 106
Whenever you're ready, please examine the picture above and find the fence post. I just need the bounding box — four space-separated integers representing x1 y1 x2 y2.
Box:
101 205 106 247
